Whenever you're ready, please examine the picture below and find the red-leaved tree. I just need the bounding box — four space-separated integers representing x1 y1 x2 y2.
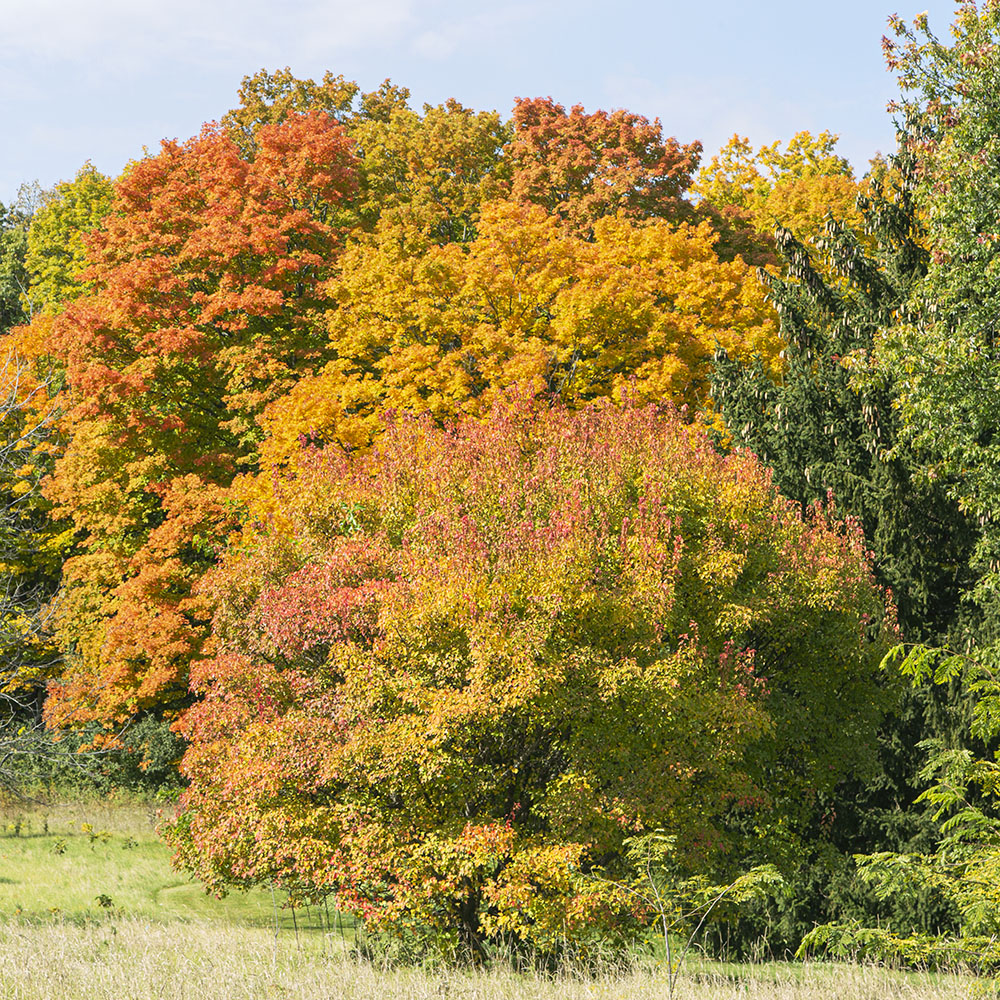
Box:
509 97 701 234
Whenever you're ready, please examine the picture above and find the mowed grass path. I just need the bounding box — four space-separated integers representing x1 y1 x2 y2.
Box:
0 797 976 999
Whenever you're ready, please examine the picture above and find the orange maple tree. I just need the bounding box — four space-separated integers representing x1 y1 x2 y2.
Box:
40 111 358 726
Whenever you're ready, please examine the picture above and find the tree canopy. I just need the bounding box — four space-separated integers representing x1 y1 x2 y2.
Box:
0 62 965 963
167 400 890 956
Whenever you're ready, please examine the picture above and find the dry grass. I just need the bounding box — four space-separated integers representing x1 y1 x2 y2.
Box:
0 918 974 1000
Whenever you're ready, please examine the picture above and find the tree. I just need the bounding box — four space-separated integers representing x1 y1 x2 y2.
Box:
508 97 701 235
0 166 114 717
787 2 1000 971
221 66 363 152
712 3 1000 964
708 131 982 955
797 646 1000 975
0 343 94 789
166 398 891 958
694 131 864 267
711 142 970 640
256 201 780 474
24 162 113 315
602 832 784 999
875 2 1000 632
38 112 358 727
0 347 60 683
221 68 413 150
0 184 42 332
28 82 771 732
350 98 511 241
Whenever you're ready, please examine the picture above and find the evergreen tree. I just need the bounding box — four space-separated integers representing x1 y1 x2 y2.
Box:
709 142 978 955
713 148 973 640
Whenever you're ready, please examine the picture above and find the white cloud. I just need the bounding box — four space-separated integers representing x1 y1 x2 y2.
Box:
411 29 454 60
296 0 418 57
409 4 536 63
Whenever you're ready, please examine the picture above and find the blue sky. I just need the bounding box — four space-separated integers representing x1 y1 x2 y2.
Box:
0 0 963 206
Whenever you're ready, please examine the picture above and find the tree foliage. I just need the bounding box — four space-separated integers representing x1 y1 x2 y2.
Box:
797 644 1000 973
1 77 791 734
221 66 364 149
350 98 511 241
508 97 701 236
711 140 970 640
875 2 1000 630
24 163 113 316
39 111 358 726
787 3 1000 971
257 204 780 473
0 184 41 333
707 129 984 956
0 66 942 960
166 399 890 956
694 131 863 266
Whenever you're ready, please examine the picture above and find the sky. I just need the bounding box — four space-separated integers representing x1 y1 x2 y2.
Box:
0 0 965 206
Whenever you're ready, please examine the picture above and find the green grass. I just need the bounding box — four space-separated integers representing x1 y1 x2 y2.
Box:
0 795 330 930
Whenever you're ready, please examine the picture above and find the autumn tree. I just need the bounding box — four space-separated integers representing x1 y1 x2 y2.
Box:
222 68 416 143
0 164 114 682
350 98 511 241
257 201 780 474
24 163 113 314
166 399 891 958
0 345 61 686
224 74 704 240
39 112 358 727
221 66 363 151
224 70 509 242
508 97 701 235
0 178 75 709
32 76 781 732
694 131 863 265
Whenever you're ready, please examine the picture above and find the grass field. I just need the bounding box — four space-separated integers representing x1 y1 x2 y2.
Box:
0 795 323 930
0 796 980 999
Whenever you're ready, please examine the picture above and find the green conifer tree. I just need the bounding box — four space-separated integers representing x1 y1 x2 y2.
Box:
709 140 976 955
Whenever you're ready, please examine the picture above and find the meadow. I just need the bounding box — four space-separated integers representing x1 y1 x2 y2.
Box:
0 797 975 999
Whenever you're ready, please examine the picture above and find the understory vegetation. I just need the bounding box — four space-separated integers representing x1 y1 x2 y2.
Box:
0 796 967 1000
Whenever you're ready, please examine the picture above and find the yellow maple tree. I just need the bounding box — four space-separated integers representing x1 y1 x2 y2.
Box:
257 200 780 478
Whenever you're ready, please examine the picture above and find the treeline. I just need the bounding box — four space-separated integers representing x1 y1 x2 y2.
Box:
1 4 999 965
